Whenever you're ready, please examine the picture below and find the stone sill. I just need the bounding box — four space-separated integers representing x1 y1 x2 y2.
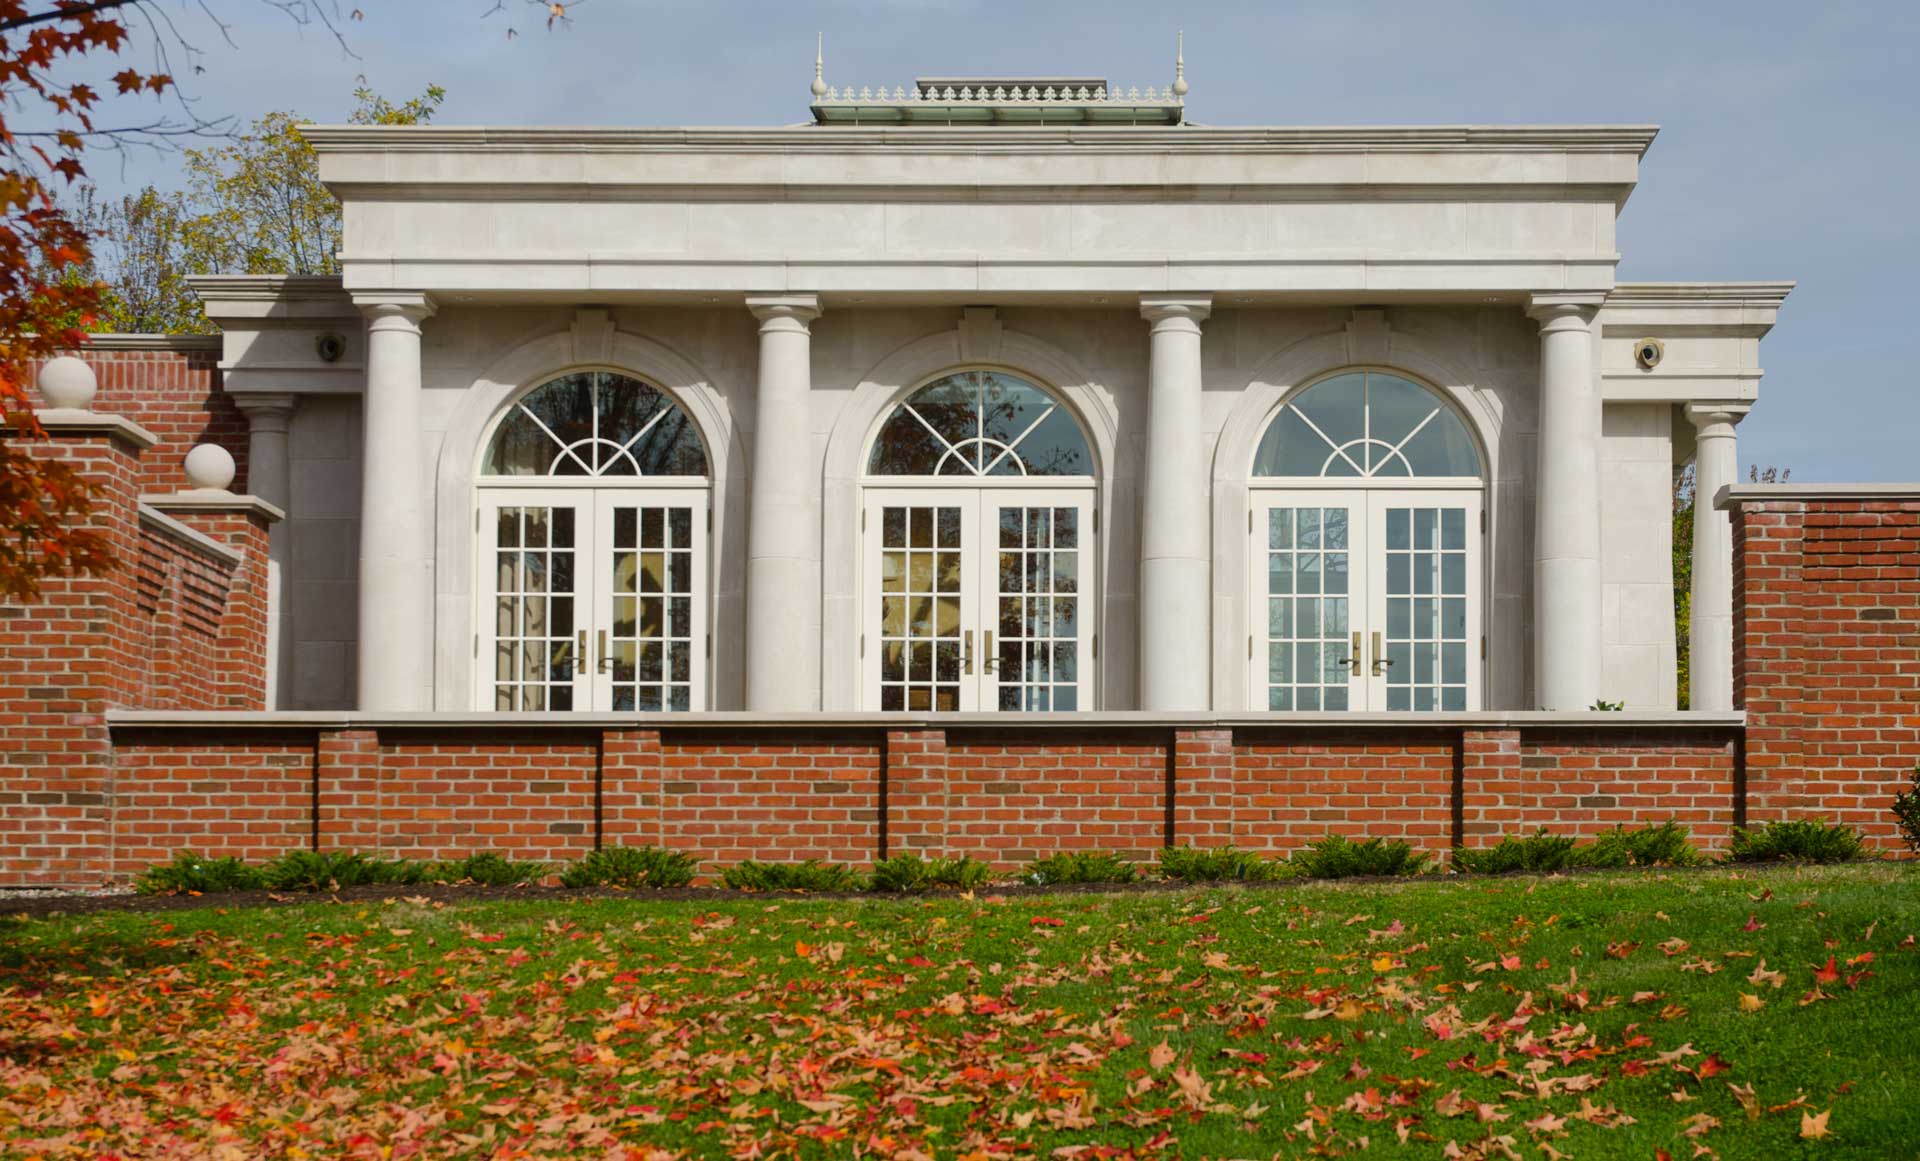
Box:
105 709 1745 732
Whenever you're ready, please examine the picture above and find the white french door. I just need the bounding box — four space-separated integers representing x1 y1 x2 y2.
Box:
861 487 1095 712
1251 489 1482 712
477 487 708 712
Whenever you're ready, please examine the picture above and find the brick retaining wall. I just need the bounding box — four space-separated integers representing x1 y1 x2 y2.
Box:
90 716 1741 882
1726 487 1920 846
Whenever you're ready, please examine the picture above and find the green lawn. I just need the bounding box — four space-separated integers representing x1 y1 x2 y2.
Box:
2 864 1917 1159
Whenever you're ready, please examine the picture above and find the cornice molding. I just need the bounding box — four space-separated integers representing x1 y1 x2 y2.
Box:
302 123 1660 155
1606 281 1795 309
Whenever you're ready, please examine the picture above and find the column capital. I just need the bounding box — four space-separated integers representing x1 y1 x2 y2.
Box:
746 293 822 328
351 291 437 327
1525 292 1605 328
1139 293 1212 326
233 392 298 429
1684 401 1751 431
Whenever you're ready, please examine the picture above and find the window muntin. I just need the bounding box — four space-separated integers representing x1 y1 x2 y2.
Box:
868 370 1092 477
1253 371 1480 479
484 370 708 478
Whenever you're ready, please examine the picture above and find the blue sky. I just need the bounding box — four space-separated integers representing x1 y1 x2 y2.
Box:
73 0 1920 481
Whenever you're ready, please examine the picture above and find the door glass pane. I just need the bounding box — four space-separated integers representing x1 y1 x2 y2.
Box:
879 505 963 712
491 506 577 712
995 504 1081 711
1264 506 1352 711
1384 505 1469 713
608 503 696 713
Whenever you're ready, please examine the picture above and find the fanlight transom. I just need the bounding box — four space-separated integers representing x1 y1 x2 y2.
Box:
1253 371 1481 479
484 370 708 478
867 370 1093 478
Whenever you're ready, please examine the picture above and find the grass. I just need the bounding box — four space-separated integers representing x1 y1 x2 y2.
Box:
2 863 1916 1157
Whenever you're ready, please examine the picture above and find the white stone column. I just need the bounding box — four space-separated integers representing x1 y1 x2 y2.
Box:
1526 293 1606 710
744 294 823 711
1686 403 1748 711
353 293 435 711
1138 293 1213 711
236 393 297 709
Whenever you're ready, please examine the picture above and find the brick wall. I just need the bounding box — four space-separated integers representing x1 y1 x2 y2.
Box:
1730 492 1920 846
0 417 274 884
45 343 245 493
3 718 1741 885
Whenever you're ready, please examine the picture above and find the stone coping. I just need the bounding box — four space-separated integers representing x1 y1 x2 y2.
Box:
105 709 1744 732
135 505 243 567
77 333 223 352
1717 483 1920 508
141 491 286 524
32 409 159 451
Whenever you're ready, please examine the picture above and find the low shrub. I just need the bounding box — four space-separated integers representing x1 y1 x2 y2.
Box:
1728 819 1863 864
560 846 698 889
134 851 265 895
720 859 863 892
868 854 993 893
1157 845 1291 883
1026 851 1139 886
261 850 431 891
1893 767 1920 854
1575 822 1702 868
1291 835 1432 879
1453 831 1579 875
431 852 548 886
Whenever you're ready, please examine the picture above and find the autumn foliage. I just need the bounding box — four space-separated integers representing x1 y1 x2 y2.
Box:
0 2 158 599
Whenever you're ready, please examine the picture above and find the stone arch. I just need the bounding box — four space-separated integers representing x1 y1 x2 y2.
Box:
1207 324 1509 711
819 318 1123 710
432 324 745 709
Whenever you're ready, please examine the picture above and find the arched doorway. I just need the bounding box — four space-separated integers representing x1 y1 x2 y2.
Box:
1249 368 1487 711
474 369 711 712
859 368 1098 711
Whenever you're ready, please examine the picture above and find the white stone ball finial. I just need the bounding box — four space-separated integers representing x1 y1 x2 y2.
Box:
38 355 97 411
184 443 237 493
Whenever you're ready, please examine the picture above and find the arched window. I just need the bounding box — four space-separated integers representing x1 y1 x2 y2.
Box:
860 369 1097 713
1248 370 1484 714
475 370 710 715
1254 370 1481 479
484 370 708 477
868 370 1092 477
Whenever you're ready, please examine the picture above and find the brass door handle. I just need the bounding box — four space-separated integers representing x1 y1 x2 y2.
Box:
1341 631 1361 669
596 629 611 673
575 629 586 678
962 629 974 675
1371 631 1394 676
982 630 996 673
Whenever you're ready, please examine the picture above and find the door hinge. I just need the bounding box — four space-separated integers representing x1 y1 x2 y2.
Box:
1093 508 1100 534
861 508 867 532
1092 633 1099 659
1248 508 1254 533
1480 509 1487 533
859 633 866 658
706 632 712 657
472 632 479 658
707 509 713 532
1480 635 1487 660
1247 635 1253 659
475 509 481 533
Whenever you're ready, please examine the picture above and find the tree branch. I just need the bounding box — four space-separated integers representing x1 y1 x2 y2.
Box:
0 1 141 33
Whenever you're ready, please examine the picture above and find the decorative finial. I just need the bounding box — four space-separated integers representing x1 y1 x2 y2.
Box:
1172 30 1188 98
811 33 827 98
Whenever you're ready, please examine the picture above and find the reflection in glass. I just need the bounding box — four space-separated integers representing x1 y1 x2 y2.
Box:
484 371 707 477
868 370 1092 477
1253 371 1482 479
